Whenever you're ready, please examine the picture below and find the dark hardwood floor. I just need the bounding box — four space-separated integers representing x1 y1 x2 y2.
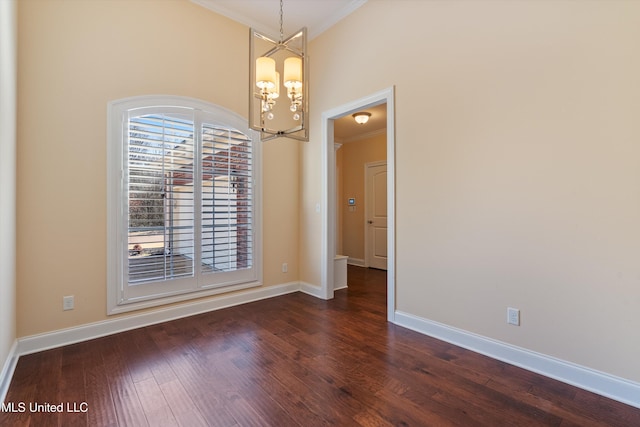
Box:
2 266 639 426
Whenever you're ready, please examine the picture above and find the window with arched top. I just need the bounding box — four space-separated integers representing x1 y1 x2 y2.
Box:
107 96 261 314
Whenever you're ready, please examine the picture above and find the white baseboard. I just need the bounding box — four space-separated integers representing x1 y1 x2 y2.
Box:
333 285 348 291
394 310 640 409
11 286 638 411
17 282 300 357
299 281 325 299
0 340 18 404
347 257 365 267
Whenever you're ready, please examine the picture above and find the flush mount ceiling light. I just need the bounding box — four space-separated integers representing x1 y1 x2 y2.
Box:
249 0 308 141
353 112 371 125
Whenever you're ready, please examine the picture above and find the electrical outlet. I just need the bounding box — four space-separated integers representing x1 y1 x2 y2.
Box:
63 295 75 311
507 307 520 326
282 263 288 273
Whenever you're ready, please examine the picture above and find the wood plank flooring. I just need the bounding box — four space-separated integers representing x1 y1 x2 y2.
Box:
2 266 639 426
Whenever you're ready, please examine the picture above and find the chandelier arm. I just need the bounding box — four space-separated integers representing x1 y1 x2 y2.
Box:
254 32 277 45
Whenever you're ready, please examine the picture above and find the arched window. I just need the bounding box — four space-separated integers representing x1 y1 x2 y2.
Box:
107 96 261 314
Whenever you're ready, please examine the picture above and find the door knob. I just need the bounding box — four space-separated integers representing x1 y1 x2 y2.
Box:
367 220 373 224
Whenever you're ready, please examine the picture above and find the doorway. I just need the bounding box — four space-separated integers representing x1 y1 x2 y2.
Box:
321 87 396 323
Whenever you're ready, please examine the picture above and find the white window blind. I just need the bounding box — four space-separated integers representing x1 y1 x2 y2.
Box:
108 96 260 314
201 124 253 274
128 114 195 284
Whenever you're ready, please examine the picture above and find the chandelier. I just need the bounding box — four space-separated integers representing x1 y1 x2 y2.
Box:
249 0 308 141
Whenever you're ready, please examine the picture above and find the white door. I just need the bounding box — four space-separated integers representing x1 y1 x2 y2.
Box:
365 162 387 270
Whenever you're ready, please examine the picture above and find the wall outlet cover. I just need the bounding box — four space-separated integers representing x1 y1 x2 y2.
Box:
507 307 520 326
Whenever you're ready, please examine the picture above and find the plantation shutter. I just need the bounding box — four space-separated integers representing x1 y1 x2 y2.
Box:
201 123 253 275
109 96 259 313
127 113 195 285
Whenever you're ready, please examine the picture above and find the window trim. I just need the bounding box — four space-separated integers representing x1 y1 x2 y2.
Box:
107 95 262 315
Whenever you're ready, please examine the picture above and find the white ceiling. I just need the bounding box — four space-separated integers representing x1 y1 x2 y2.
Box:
191 0 367 40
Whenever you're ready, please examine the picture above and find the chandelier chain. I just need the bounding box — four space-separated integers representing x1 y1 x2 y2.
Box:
279 0 284 42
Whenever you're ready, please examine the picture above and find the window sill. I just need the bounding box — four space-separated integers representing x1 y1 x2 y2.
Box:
107 280 262 316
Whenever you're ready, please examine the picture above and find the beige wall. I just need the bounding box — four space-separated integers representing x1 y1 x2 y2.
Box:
12 0 640 388
0 0 17 375
306 0 640 382
263 139 300 284
339 133 387 262
16 0 299 337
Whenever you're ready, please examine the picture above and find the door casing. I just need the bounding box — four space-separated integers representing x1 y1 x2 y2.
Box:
321 86 396 322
